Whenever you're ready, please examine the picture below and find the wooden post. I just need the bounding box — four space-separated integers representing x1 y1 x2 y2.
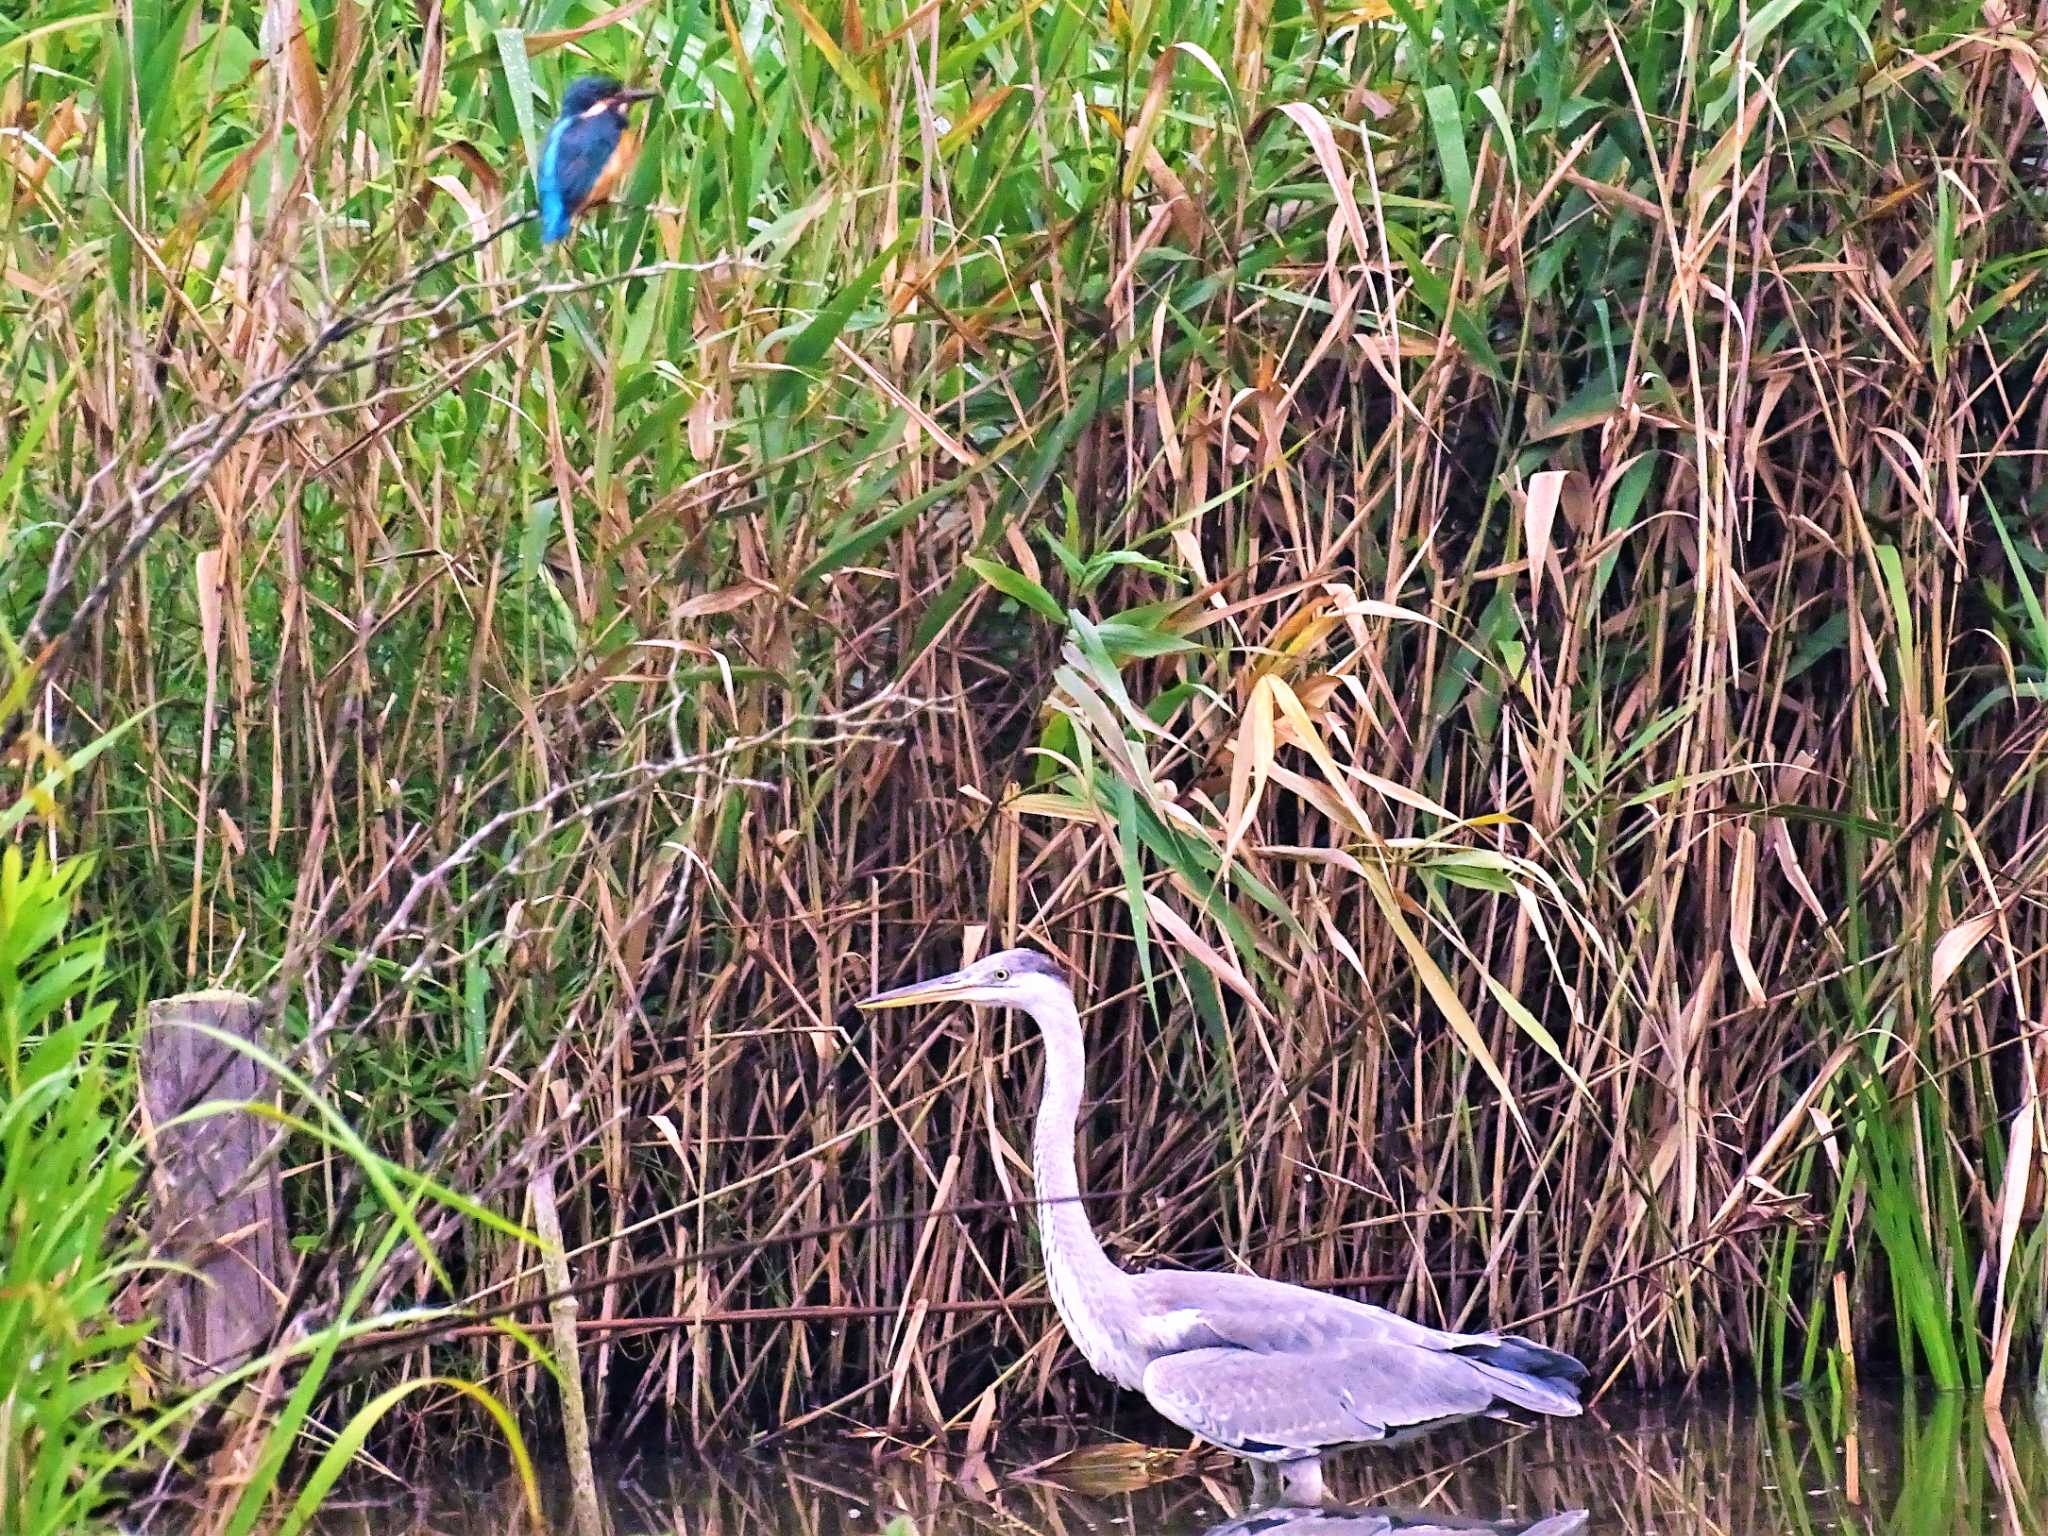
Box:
139 990 288 1384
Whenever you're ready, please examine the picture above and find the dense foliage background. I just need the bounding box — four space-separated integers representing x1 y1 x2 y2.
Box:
6 0 2048 1486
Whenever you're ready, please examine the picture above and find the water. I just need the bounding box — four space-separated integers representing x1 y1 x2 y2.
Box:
328 1390 2048 1535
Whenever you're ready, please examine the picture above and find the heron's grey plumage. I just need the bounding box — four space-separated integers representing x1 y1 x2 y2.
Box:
857 946 1588 1507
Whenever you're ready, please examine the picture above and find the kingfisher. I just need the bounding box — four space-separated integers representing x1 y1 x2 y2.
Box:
538 75 656 245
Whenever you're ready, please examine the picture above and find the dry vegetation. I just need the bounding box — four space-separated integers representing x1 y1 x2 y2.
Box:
6 0 2048 1504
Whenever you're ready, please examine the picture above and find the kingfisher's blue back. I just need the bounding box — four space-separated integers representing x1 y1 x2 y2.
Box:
538 76 653 244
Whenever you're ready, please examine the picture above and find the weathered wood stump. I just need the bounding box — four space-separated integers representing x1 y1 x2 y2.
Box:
139 991 288 1383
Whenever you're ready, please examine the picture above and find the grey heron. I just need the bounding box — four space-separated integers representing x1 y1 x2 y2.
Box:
859 947 1588 1506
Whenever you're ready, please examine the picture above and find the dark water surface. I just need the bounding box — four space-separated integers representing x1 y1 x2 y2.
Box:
331 1390 2048 1535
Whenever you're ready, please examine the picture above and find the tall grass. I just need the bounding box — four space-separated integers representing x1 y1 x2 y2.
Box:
0 849 145 1534
4 0 2048 1471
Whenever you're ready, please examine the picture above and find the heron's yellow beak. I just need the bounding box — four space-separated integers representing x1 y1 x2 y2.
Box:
857 969 975 1011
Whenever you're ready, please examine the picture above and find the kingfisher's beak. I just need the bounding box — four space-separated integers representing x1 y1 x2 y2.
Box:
857 968 975 1011
614 87 658 104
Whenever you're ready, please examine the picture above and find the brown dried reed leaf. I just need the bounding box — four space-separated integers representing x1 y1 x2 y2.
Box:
329 0 365 89
1318 904 1370 981
1729 825 1767 1007
1691 87 1768 212
963 1382 999 1459
1363 863 1530 1141
1267 593 1339 663
1329 592 1444 631
886 1295 928 1420
1768 816 1829 927
2 265 57 302
444 140 504 206
1222 675 1277 865
1120 49 1178 200
525 0 659 54
1987 1078 2037 1400
413 0 445 118
1142 147 1204 248
1264 761 1366 838
1930 912 1996 996
671 584 769 619
174 125 279 253
1278 103 1370 262
688 387 719 460
1006 791 1094 823
1264 674 1374 835
428 173 492 246
4 99 83 195
1354 764 1458 823
2002 39 2048 139
1293 673 1342 713
1142 891 1272 1023
1860 175 1933 223
1519 468 1587 605
648 1111 688 1162
1263 843 1368 877
264 0 324 141
195 548 227 681
938 85 1018 154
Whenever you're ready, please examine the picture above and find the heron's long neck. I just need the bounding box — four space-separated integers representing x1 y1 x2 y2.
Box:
1025 988 1140 1382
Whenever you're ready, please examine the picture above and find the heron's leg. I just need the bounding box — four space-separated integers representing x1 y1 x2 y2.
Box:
1277 1456 1325 1506
1247 1460 1276 1506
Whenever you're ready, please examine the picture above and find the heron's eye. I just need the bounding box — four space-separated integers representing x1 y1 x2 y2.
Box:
993 967 1010 982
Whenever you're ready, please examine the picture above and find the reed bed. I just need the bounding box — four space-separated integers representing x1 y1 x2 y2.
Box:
5 0 2048 1491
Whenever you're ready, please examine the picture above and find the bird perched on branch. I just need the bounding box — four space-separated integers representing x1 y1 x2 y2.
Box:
860 947 1589 1508
538 75 656 245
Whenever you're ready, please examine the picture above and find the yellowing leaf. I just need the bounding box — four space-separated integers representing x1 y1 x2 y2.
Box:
1265 675 1375 836
1931 912 1995 995
1363 864 1529 1141
939 86 1019 154
524 0 658 53
1222 676 1277 864
785 0 882 113
1006 791 1096 823
1482 974 1586 1096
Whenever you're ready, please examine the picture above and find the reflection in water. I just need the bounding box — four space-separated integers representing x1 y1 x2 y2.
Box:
1197 1504 1586 1535
325 1388 2048 1536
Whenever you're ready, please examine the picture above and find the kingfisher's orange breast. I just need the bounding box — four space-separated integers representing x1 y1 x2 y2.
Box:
586 129 639 210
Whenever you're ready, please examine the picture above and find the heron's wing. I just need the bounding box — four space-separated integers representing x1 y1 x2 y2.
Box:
1141 1340 1511 1457
1134 1268 1584 1415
